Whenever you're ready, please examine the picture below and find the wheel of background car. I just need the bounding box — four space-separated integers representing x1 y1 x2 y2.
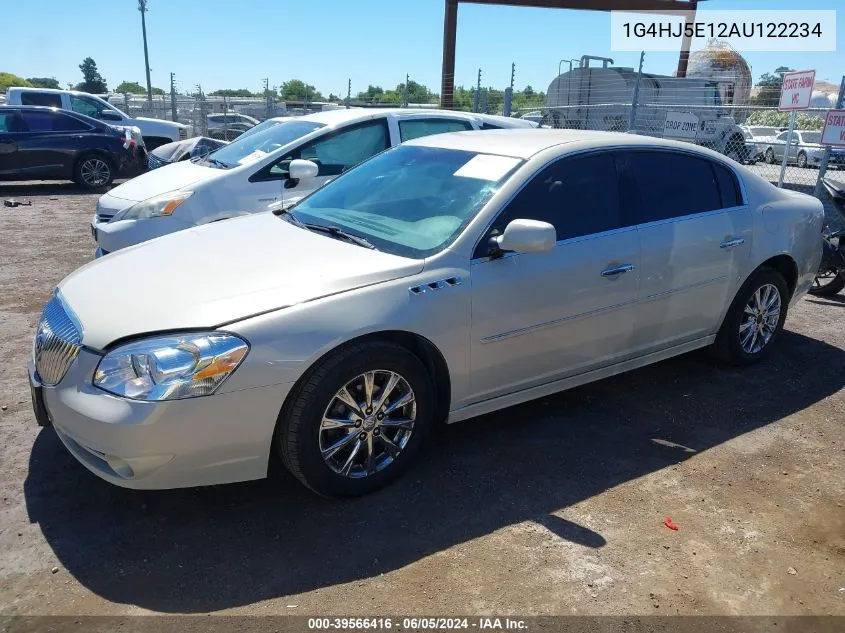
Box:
765 148 775 164
797 151 808 169
808 269 845 297
712 267 789 366
724 138 744 164
74 155 114 190
277 340 434 497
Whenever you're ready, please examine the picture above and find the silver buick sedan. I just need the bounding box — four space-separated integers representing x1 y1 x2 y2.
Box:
29 129 824 497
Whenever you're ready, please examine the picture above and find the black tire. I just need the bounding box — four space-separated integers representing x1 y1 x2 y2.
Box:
797 151 808 168
808 271 845 297
712 267 790 366
765 148 775 164
73 154 115 190
278 341 434 497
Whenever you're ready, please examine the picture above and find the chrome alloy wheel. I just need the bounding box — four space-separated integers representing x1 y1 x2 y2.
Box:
319 370 416 478
739 283 782 354
80 158 111 187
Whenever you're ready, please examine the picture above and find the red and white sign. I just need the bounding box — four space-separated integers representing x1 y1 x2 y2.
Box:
778 69 815 111
820 109 845 146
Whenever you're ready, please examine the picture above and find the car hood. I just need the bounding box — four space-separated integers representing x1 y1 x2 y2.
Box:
105 160 220 202
58 213 423 349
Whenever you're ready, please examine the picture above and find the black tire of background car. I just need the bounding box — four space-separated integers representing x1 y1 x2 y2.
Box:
807 271 845 297
277 340 434 497
797 151 808 169
765 148 775 164
712 267 790 366
73 154 115 190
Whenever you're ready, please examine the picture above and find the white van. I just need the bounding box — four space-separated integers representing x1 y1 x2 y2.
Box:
91 108 537 256
5 88 188 149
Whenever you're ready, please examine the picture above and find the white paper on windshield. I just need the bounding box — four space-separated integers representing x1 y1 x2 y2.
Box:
237 149 268 165
454 154 520 181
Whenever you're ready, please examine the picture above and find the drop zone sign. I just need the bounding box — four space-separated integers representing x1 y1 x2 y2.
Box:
821 110 845 146
663 111 699 140
779 69 815 111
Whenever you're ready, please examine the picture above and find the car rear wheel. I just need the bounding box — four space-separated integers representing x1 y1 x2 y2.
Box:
74 155 114 189
808 269 845 296
278 341 434 497
764 148 775 164
712 267 789 366
797 151 808 168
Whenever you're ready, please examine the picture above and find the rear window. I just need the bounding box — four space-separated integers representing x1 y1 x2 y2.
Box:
20 92 62 108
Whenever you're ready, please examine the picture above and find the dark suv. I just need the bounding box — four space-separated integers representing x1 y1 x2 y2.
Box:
0 106 146 189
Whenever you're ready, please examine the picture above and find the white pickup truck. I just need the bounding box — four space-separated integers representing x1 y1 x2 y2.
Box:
5 87 188 150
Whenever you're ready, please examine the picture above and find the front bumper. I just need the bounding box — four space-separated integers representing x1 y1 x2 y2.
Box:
28 351 292 489
91 215 193 253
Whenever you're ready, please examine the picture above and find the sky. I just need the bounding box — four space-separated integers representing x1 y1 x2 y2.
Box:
4 0 843 97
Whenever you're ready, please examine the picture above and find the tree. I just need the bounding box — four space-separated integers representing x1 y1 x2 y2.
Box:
209 88 256 97
280 79 323 101
0 72 31 92
751 67 794 107
746 110 824 130
356 85 391 103
27 77 60 89
523 85 535 97
75 57 107 93
151 87 165 95
115 81 146 94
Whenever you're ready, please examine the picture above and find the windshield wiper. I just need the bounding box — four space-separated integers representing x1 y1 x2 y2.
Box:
303 223 376 250
203 156 230 169
274 208 304 226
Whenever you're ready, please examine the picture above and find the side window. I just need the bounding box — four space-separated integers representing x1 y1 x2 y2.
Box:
271 119 389 178
70 95 106 119
480 122 503 130
398 118 473 142
20 92 62 107
776 131 789 142
712 162 742 208
481 152 621 254
626 151 722 223
19 111 59 132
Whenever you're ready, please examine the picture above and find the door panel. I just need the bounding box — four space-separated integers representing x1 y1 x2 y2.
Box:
633 209 752 350
622 150 752 352
470 230 640 402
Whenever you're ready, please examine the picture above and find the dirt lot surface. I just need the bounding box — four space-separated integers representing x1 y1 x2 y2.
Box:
0 181 843 618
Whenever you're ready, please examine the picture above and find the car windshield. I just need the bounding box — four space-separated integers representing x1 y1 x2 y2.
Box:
750 127 778 137
801 132 821 144
288 145 523 258
235 118 284 141
209 120 324 167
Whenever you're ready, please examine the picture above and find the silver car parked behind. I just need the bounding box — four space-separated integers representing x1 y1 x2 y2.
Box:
29 130 824 497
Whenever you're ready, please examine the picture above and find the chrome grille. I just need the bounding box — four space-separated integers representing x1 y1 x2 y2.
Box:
33 294 83 386
147 152 168 170
96 212 115 222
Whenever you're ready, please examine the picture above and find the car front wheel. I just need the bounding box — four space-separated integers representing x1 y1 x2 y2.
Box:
712 267 789 365
74 155 114 189
278 341 434 497
765 148 775 164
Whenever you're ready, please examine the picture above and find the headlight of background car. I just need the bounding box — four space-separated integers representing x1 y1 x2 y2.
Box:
109 191 193 222
93 332 248 401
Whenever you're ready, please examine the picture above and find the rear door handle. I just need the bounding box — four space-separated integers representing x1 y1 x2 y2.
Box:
601 264 635 277
720 238 745 249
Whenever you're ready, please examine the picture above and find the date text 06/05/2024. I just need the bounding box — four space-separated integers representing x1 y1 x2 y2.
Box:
307 617 528 630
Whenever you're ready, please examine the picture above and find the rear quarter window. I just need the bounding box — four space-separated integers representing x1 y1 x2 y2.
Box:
20 92 62 108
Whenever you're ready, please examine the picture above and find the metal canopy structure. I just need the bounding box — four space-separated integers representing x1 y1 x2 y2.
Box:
441 0 701 108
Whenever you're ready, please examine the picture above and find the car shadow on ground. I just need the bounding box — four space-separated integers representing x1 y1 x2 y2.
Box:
24 330 845 613
0 181 128 198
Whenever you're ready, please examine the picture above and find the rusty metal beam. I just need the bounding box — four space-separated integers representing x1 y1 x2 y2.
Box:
440 0 702 108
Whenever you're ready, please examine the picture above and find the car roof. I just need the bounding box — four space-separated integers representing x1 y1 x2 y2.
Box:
293 107 530 127
403 128 741 160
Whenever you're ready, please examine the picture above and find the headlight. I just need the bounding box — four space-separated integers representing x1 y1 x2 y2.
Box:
93 332 248 401
110 191 193 222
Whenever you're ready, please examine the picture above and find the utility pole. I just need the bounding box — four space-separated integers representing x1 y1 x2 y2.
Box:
263 77 272 119
138 0 153 105
346 78 351 109
629 51 645 131
169 72 177 122
403 73 410 108
473 68 482 113
504 62 515 116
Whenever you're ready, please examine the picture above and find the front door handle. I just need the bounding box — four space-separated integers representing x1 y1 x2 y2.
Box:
720 238 746 249
601 264 635 277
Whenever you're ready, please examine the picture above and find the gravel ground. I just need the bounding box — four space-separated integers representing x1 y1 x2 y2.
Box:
0 180 843 617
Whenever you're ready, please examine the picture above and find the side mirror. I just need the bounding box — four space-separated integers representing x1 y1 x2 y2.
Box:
99 110 123 122
493 219 556 255
288 159 319 180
